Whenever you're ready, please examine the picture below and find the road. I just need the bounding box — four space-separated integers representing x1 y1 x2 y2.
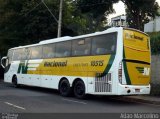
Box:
0 81 160 113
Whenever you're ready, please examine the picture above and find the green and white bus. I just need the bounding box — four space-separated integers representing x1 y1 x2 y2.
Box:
1 27 151 98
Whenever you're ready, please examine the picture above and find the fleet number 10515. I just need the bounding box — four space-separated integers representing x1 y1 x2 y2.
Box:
91 60 104 66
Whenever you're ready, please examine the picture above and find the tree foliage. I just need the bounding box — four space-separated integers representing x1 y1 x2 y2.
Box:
0 0 159 58
121 0 160 31
75 0 119 33
149 32 160 54
0 0 82 56
0 0 117 57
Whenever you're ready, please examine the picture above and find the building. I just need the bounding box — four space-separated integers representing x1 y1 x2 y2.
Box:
110 15 127 27
144 8 160 32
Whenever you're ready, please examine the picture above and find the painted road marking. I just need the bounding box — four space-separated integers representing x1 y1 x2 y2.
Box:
4 102 26 110
62 98 87 105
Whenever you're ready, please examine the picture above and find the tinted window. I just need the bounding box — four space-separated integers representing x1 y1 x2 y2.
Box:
21 48 31 60
12 49 23 61
43 44 55 58
30 46 42 59
91 33 117 55
72 38 91 56
55 41 71 57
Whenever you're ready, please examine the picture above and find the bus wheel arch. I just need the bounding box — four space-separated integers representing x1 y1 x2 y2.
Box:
58 77 71 97
72 78 86 99
12 75 18 88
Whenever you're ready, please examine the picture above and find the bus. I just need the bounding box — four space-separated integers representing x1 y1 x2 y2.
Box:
1 27 151 98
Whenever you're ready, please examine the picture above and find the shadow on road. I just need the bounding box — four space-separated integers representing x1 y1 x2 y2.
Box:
0 82 137 106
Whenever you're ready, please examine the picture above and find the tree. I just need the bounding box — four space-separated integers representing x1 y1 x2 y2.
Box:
121 0 160 31
0 0 27 56
0 0 119 57
75 0 119 33
0 0 87 56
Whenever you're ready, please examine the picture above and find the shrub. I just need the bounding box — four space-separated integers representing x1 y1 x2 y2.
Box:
148 32 160 55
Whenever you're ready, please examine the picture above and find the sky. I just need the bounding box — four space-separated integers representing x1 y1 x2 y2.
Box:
108 0 160 23
108 1 125 22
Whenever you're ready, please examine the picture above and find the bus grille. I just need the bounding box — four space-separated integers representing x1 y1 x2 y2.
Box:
95 73 112 92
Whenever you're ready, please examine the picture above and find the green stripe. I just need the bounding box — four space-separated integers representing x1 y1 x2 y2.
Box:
136 67 143 70
98 55 115 77
17 61 28 74
28 67 36 68
136 67 144 73
138 71 144 73
123 49 131 85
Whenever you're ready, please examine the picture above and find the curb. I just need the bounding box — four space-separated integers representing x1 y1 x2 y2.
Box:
113 96 160 105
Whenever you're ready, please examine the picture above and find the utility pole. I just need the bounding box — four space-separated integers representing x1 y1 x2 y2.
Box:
57 0 63 38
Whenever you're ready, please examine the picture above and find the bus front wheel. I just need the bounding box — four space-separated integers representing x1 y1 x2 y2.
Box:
74 80 86 99
59 79 71 97
12 76 18 88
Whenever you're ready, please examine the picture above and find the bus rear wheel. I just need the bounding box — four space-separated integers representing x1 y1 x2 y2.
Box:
59 79 71 97
74 80 86 99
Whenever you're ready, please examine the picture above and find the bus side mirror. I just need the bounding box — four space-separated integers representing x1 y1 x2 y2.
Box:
1 56 8 69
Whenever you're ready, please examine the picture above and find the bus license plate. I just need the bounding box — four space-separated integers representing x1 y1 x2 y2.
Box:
135 89 140 92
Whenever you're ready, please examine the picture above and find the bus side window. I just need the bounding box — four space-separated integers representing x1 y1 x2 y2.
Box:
30 46 42 59
96 48 107 54
21 48 26 60
21 48 31 60
12 49 23 61
43 44 55 59
7 49 13 63
55 41 71 57
72 38 91 56
111 45 115 52
91 33 117 55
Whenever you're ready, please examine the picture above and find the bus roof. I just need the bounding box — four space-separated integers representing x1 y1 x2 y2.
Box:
9 27 148 50
123 27 149 36
10 27 122 50
39 27 121 44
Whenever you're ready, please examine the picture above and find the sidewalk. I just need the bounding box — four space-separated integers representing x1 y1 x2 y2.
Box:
118 95 160 105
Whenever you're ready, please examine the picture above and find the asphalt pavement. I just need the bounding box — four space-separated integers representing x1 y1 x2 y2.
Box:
0 81 160 114
1 81 160 119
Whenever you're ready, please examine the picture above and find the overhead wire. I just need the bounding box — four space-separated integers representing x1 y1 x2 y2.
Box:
6 0 59 28
42 0 58 23
10 1 43 27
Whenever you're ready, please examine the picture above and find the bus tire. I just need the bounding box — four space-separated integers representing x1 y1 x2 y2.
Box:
59 79 71 97
12 75 19 88
74 80 86 99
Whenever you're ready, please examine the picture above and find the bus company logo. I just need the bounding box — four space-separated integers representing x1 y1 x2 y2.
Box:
136 67 150 76
125 32 144 41
17 61 28 74
44 60 67 67
18 60 43 74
